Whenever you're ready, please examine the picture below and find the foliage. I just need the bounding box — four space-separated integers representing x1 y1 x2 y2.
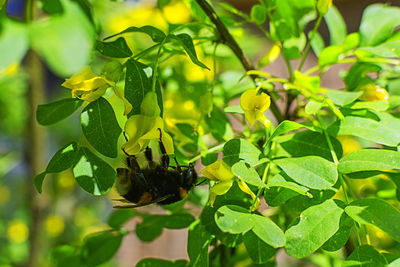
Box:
1 0 400 266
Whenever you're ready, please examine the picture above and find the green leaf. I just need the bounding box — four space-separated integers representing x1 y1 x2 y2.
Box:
224 105 244 114
46 142 79 173
322 211 353 252
30 0 94 76
274 0 316 38
40 0 63 15
34 172 47 194
328 112 400 147
34 142 80 193
274 156 338 189
104 25 166 42
389 258 400 267
347 100 389 111
339 149 400 174
326 90 363 106
345 198 400 242
267 172 310 196
135 215 164 242
310 31 325 57
108 209 136 229
205 107 234 142
305 100 322 115
125 58 151 117
223 138 261 166
251 4 266 25
251 215 286 248
215 205 255 234
72 147 115 195
318 45 343 66
324 5 346 45
167 33 209 69
266 120 312 145
278 131 343 161
285 199 344 258
344 62 380 90
81 231 123 266
163 213 195 229
201 153 218 166
359 4 400 46
343 245 388 267
95 37 132 58
136 258 189 267
81 97 121 158
188 220 213 267
0 19 29 70
36 98 83 125
232 161 266 188
243 231 276 264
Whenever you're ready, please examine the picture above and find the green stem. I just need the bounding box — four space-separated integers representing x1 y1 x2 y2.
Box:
133 43 160 60
298 15 323 71
25 0 33 22
250 162 270 211
188 143 225 163
211 42 219 93
151 39 167 92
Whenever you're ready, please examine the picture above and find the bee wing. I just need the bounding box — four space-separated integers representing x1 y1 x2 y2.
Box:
113 194 174 209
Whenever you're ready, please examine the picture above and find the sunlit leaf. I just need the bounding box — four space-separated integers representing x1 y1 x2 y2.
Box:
81 97 121 158
285 200 343 258
37 98 83 125
345 198 400 242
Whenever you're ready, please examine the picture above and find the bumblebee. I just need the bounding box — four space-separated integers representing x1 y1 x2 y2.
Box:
114 129 197 208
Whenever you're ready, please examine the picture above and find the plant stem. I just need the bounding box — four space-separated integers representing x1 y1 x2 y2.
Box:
25 2 47 266
298 15 323 71
250 162 270 211
133 43 160 60
195 0 284 123
188 143 225 163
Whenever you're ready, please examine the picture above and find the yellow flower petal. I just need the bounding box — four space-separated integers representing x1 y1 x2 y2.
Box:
209 180 234 207
122 115 174 155
62 66 112 102
113 87 133 116
201 160 235 182
240 89 271 127
237 180 259 211
359 84 389 101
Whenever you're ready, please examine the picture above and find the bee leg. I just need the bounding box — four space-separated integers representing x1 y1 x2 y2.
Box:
123 131 129 142
157 128 170 169
174 157 182 173
145 146 155 168
127 155 140 173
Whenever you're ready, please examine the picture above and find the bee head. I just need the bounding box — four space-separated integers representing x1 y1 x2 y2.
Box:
182 163 197 189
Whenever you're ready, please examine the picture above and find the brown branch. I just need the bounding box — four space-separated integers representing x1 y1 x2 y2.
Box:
195 0 284 123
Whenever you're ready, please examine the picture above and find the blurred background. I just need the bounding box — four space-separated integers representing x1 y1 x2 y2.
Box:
1 0 399 266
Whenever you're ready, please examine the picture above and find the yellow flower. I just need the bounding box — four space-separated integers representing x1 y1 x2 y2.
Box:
45 215 65 237
162 1 191 24
201 160 259 210
359 84 389 101
201 160 234 182
122 115 174 155
62 66 113 102
7 219 29 243
122 92 174 155
240 89 271 127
